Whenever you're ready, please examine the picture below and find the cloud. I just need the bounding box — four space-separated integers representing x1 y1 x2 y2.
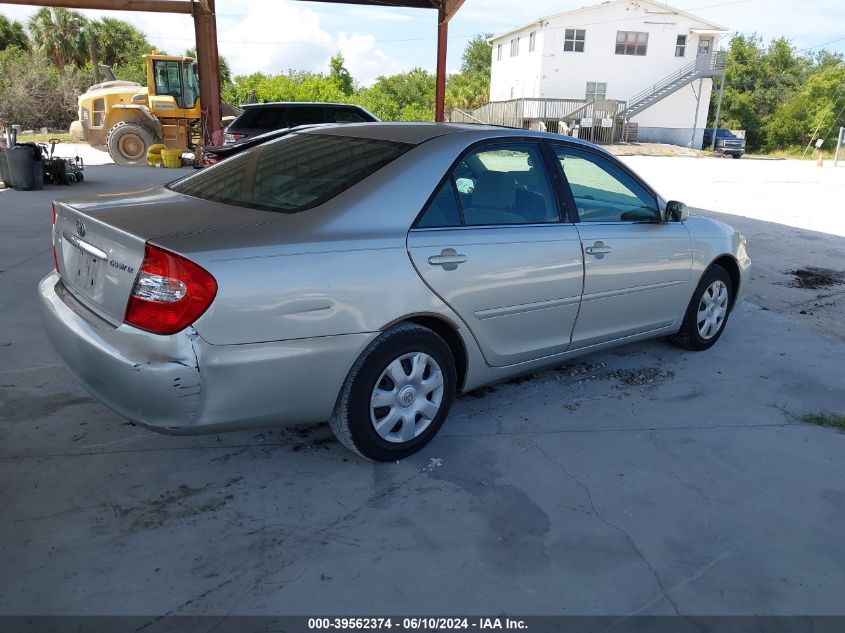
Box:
337 32 406 85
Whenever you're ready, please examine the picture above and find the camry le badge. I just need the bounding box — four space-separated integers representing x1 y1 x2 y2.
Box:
76 218 85 237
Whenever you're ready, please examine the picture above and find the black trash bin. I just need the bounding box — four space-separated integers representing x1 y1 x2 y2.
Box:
7 144 43 191
0 148 11 188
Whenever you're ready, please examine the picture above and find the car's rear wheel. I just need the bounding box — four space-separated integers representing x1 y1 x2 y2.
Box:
670 264 733 351
330 322 456 461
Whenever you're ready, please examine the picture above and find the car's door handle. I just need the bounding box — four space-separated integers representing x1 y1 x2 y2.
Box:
584 241 612 256
428 248 467 269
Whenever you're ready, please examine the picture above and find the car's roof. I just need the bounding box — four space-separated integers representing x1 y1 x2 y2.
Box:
303 121 611 152
241 102 370 109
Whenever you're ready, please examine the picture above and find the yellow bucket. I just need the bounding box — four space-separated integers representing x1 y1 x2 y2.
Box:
161 148 183 168
146 143 167 167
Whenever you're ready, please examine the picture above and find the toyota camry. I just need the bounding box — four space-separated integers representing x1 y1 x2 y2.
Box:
39 123 750 460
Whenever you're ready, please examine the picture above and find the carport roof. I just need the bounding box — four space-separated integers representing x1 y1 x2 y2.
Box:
0 0 465 20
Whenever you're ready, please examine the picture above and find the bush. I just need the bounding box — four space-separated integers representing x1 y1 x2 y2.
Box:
0 47 90 130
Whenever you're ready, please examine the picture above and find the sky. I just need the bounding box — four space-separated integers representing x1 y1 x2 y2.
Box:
0 0 843 86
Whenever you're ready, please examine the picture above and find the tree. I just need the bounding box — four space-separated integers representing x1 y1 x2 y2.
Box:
357 68 436 121
96 17 151 68
27 7 88 67
460 32 492 76
330 52 353 96
0 13 29 51
446 33 492 112
185 47 232 86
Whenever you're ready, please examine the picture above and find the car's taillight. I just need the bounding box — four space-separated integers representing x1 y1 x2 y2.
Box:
201 155 220 166
51 202 59 272
124 243 217 335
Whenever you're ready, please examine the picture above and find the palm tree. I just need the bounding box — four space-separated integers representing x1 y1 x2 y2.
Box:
96 17 150 68
0 13 29 51
27 7 88 67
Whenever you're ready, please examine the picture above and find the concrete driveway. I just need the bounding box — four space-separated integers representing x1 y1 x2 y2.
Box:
1 160 844 617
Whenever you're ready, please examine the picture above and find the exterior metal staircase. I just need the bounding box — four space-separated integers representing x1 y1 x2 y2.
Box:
623 51 727 118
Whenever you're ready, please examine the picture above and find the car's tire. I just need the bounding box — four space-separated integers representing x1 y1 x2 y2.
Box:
670 264 734 351
731 154 742 159
330 322 457 461
107 122 154 165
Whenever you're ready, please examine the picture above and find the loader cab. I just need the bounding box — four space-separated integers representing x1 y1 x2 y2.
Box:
145 55 201 117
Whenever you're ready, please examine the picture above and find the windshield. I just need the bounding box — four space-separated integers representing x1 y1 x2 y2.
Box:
170 133 411 213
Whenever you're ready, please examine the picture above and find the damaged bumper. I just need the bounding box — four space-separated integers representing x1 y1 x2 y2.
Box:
38 272 202 429
39 273 377 434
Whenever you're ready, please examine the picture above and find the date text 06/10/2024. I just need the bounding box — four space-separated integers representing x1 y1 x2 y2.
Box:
307 617 529 630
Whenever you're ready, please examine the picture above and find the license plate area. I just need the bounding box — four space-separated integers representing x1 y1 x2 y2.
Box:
61 231 107 303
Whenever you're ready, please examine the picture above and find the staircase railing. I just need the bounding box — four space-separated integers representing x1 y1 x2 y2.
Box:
625 51 727 113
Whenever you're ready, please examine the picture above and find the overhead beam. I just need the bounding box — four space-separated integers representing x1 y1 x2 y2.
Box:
0 0 195 13
441 0 464 23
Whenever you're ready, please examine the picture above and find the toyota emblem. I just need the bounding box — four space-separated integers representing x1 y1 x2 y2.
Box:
75 218 85 237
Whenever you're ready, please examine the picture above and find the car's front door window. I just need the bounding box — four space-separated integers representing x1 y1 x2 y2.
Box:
552 147 659 223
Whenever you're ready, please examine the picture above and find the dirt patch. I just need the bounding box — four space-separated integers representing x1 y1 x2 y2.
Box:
606 367 675 387
788 268 845 290
124 483 234 529
278 422 337 453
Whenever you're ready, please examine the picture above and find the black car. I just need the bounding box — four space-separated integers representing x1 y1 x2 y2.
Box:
223 102 379 144
703 128 746 158
200 126 310 167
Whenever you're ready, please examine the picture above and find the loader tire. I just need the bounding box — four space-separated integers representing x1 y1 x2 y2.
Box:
107 122 154 165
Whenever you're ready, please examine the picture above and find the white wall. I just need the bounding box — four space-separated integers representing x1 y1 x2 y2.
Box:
489 26 545 100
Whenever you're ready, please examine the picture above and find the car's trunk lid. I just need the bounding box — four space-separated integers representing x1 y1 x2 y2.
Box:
54 186 279 325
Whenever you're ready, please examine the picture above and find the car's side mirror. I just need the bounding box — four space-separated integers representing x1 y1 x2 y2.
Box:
665 200 689 222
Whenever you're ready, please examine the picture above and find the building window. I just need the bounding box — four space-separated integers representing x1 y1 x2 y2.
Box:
564 29 585 52
675 34 686 57
586 82 607 101
496 43 503 61
529 31 536 52
616 31 648 55
510 37 520 57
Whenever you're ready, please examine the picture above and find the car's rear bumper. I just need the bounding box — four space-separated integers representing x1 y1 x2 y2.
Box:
38 272 376 433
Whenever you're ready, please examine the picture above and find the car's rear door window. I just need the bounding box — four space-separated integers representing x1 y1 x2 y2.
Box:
417 143 559 227
170 133 411 213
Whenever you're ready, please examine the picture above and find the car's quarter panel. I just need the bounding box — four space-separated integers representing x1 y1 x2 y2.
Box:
156 130 480 346
407 225 584 366
571 221 693 347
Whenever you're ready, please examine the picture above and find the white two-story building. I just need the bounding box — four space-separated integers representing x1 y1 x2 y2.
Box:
488 0 728 147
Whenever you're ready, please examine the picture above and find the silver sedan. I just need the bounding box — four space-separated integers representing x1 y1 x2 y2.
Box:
39 123 750 460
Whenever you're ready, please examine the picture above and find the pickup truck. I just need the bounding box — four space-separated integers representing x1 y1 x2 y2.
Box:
703 128 746 158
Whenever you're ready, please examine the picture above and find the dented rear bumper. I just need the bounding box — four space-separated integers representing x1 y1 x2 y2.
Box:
39 272 202 429
38 272 377 434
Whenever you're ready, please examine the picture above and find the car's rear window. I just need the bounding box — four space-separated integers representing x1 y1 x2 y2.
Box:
170 133 411 213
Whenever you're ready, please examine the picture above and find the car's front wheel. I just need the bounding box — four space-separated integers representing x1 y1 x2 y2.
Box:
671 264 733 351
330 323 457 461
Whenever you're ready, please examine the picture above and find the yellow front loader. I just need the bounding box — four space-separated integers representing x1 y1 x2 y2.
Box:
73 54 202 165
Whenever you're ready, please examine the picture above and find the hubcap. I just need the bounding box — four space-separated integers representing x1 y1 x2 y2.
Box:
370 352 444 444
118 133 145 160
697 280 729 340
